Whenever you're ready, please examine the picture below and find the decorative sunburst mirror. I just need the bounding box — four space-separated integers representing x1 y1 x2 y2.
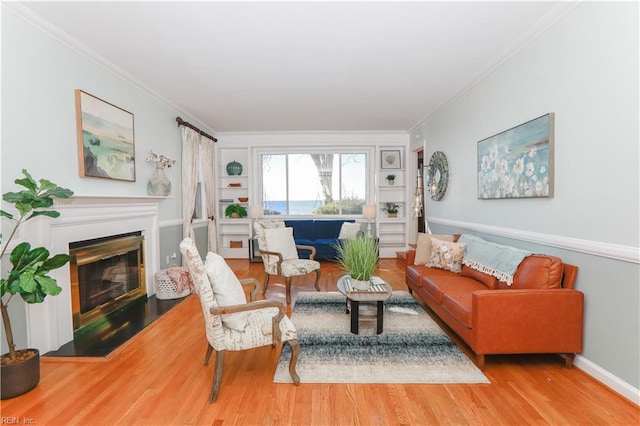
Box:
427 151 449 201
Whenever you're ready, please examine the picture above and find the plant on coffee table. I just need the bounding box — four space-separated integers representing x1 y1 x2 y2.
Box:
334 235 379 290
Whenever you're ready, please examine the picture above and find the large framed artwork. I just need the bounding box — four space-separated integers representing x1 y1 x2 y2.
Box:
477 113 554 199
75 90 135 181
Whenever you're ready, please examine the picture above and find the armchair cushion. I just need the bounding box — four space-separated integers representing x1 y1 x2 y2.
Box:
222 308 298 351
264 227 299 261
205 251 249 331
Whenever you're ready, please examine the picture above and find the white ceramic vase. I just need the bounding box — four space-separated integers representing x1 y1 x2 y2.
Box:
148 166 171 196
351 278 370 290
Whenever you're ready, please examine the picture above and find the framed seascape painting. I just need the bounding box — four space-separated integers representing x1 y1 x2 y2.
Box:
75 90 136 181
380 150 401 169
477 113 554 199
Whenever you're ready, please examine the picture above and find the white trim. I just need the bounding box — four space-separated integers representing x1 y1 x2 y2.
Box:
159 218 183 228
574 355 640 406
428 217 640 264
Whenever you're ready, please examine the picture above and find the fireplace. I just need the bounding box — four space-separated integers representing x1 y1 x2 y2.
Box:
69 232 146 331
21 196 161 354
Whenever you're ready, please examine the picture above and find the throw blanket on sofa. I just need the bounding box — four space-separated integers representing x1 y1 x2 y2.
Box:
458 234 531 285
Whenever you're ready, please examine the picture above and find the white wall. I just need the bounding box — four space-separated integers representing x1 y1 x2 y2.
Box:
413 2 639 400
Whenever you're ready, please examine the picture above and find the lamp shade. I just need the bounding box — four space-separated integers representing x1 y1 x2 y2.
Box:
249 205 264 218
362 204 377 219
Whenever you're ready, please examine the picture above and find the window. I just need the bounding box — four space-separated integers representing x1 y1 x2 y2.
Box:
261 152 367 215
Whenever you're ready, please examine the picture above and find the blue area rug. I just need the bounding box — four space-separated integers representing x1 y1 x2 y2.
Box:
274 291 489 384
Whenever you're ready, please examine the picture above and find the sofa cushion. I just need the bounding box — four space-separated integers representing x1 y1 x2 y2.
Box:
460 265 498 290
414 233 455 265
338 222 361 239
315 220 349 239
442 292 473 329
286 220 316 240
428 238 466 273
406 265 450 288
422 274 487 303
497 254 564 290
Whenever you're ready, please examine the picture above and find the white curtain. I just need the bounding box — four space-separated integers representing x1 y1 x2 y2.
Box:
181 127 200 239
201 137 218 252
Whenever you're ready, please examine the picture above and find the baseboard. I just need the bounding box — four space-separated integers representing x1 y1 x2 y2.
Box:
574 354 640 406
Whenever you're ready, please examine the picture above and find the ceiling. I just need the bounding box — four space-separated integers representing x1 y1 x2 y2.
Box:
17 1 574 134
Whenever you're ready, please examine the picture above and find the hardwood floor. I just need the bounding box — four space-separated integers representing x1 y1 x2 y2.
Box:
2 259 638 425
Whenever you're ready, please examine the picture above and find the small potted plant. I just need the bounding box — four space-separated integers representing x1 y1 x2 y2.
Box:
1 170 73 399
224 203 248 218
334 235 379 290
385 174 396 185
381 202 400 218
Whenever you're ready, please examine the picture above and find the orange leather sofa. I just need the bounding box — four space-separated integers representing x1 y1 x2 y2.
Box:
405 249 584 369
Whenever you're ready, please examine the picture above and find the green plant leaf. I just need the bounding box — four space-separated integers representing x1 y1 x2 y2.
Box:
27 210 61 220
41 253 71 270
21 288 45 304
18 272 37 293
15 171 37 191
0 209 13 220
41 187 73 199
34 275 62 296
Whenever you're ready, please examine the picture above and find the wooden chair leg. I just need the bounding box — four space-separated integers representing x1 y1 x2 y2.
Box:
285 277 292 305
288 339 301 385
262 273 270 295
204 343 213 365
313 269 321 292
209 350 225 403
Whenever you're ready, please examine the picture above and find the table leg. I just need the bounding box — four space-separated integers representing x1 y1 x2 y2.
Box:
350 300 359 334
376 301 384 334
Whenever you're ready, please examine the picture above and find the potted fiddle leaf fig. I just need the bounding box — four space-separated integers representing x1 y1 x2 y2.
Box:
334 235 379 290
1 170 73 399
385 174 396 185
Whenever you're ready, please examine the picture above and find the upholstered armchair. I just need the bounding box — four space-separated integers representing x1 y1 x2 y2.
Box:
179 238 300 403
253 219 321 305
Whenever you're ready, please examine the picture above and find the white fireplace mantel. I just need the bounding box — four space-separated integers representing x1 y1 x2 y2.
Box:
21 195 163 354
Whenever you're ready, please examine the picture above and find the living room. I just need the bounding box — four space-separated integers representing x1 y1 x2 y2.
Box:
1 0 638 421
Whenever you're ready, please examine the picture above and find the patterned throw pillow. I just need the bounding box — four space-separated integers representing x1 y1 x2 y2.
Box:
414 233 456 265
428 237 466 273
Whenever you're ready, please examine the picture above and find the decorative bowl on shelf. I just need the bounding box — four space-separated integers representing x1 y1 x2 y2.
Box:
237 197 249 203
228 183 242 188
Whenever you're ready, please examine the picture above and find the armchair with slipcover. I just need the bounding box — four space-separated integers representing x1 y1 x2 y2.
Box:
253 219 321 304
179 238 300 403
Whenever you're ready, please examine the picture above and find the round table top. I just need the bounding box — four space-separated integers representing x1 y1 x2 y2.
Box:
336 275 393 302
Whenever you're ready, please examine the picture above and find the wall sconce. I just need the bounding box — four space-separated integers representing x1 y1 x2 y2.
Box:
362 204 377 237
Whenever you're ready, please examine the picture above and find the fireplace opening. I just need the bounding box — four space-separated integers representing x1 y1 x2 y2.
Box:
69 232 146 332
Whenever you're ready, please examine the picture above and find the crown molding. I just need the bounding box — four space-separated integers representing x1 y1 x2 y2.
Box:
2 1 216 136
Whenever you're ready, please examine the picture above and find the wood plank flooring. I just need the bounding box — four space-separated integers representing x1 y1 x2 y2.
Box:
2 259 638 425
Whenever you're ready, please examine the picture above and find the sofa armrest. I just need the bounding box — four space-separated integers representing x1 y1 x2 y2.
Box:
472 289 584 355
406 249 416 265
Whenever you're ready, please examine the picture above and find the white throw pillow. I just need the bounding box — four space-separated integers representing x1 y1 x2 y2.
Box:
414 233 455 265
338 222 361 239
264 227 299 261
204 252 248 331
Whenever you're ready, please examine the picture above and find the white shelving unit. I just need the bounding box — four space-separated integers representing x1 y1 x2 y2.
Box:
377 146 408 257
217 148 251 258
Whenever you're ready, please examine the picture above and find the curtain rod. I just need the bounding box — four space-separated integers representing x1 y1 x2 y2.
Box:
175 117 217 142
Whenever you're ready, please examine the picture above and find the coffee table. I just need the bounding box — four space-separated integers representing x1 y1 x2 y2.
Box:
336 275 393 334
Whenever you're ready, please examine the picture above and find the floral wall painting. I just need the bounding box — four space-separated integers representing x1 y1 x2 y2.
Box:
75 90 135 181
381 150 401 169
477 113 554 199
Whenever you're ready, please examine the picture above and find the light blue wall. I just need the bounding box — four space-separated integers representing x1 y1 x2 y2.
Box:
414 2 639 394
0 8 204 353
